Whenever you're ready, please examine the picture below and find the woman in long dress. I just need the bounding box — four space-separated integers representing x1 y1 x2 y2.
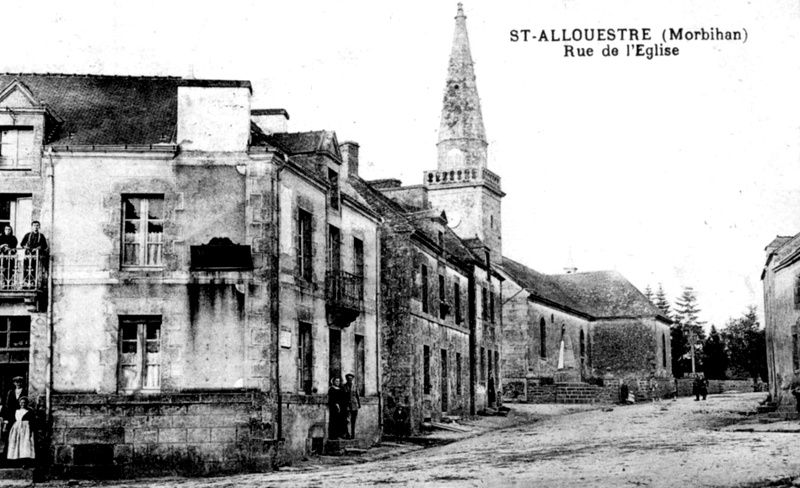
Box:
7 396 35 465
328 377 347 440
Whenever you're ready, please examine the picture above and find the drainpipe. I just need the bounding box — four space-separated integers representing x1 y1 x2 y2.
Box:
375 227 382 434
467 266 476 415
46 147 55 424
273 159 286 442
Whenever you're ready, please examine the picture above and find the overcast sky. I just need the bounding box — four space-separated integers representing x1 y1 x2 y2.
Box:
3 0 799 329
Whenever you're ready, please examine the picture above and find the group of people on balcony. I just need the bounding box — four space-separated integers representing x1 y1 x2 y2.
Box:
0 221 48 289
328 373 361 440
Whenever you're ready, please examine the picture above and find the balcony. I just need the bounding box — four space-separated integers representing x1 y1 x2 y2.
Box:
0 250 46 296
325 270 364 326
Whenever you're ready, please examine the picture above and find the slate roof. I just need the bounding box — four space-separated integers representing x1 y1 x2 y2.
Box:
263 131 340 159
551 271 666 320
501 257 584 314
501 256 668 322
350 177 479 267
0 74 252 146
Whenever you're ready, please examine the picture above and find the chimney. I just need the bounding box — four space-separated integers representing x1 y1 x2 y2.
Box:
251 109 289 135
340 141 360 177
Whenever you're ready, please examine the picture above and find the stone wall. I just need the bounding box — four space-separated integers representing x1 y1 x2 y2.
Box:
525 380 620 404
675 378 766 397
51 391 276 478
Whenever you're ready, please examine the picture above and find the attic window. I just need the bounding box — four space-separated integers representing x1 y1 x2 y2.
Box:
0 127 34 169
438 231 444 249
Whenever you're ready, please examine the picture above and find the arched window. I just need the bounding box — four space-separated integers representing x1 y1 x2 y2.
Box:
539 318 547 359
580 330 586 376
580 330 585 359
662 333 667 368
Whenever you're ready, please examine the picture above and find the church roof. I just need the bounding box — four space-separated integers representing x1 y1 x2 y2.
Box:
550 271 667 320
501 256 668 322
501 257 586 315
0 73 250 145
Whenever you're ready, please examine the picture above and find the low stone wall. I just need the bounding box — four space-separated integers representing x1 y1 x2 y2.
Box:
525 380 620 405
676 378 766 397
51 391 277 478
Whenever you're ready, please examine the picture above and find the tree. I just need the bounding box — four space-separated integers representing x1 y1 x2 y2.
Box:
644 284 653 302
671 286 706 377
702 325 728 380
722 306 767 381
653 284 672 320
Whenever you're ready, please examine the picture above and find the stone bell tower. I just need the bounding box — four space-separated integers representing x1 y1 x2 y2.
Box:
425 3 504 265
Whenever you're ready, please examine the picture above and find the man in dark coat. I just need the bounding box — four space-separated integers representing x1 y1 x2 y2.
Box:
4 376 27 425
20 221 48 288
344 373 361 439
20 221 48 255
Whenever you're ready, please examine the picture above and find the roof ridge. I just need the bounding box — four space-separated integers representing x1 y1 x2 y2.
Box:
0 72 183 80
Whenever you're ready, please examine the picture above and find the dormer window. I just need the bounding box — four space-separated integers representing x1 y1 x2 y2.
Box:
328 168 340 211
0 127 34 169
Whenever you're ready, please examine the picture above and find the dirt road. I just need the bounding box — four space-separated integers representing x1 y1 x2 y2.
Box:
53 392 800 488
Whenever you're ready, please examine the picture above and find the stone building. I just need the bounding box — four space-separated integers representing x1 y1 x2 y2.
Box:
762 234 800 408
500 258 673 403
0 73 380 477
346 4 503 435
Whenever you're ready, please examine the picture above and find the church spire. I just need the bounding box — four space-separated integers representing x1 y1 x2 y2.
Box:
437 2 487 170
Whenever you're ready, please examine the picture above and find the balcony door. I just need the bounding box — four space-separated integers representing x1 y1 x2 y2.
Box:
0 196 32 239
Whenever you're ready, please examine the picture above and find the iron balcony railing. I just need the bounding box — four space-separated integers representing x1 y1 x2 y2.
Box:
325 270 364 312
0 249 45 292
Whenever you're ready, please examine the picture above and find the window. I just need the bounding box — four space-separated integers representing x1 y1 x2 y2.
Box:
454 282 462 324
794 331 800 371
490 291 495 324
494 351 500 383
299 322 313 394
795 275 800 310
662 333 667 369
355 334 366 397
328 225 341 272
487 348 493 380
580 330 586 369
353 238 364 277
297 209 313 282
329 328 342 382
328 169 340 211
481 287 488 321
438 274 447 319
119 316 161 392
0 196 32 235
456 352 462 394
421 264 429 313
122 196 164 267
540 318 547 359
423 345 431 394
441 349 448 412
480 347 486 385
438 231 444 249
0 127 34 169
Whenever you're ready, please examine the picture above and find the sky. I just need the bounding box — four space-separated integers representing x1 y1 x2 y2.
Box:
2 0 799 329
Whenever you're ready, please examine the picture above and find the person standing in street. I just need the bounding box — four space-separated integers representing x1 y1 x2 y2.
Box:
344 373 360 440
328 377 347 440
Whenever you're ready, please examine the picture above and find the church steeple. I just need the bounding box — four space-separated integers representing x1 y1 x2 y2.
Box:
437 2 487 170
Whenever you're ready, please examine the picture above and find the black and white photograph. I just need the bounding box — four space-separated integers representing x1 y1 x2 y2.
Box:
0 1 799 486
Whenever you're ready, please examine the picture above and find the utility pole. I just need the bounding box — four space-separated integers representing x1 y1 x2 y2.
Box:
689 331 696 374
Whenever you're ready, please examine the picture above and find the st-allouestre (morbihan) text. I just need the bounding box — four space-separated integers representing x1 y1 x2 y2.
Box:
510 27 746 59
